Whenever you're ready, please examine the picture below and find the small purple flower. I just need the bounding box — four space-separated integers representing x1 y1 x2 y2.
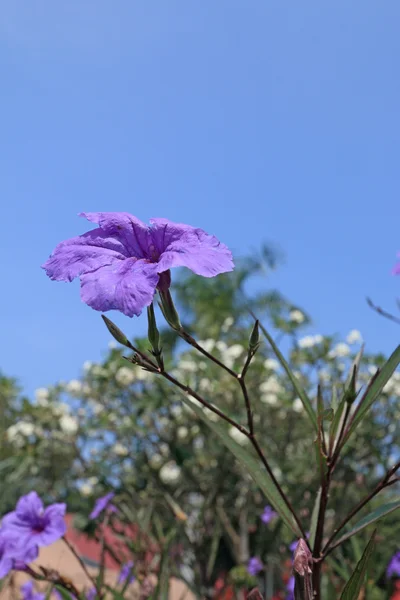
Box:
1 491 66 548
85 588 97 600
42 213 234 318
247 557 264 576
286 575 295 600
20 581 45 600
89 492 116 520
260 505 277 525
387 551 400 578
118 560 135 585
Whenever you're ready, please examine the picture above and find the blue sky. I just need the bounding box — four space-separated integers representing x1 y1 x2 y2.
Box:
1 1 399 395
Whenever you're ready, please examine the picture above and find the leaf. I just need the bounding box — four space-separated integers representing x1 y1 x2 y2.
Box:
345 345 400 441
257 320 318 432
339 530 376 600
309 488 321 550
53 587 79 600
177 391 302 536
333 498 400 548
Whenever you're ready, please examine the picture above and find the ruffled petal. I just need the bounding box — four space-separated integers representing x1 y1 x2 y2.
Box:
151 219 234 277
42 230 128 282
80 212 151 259
80 258 159 317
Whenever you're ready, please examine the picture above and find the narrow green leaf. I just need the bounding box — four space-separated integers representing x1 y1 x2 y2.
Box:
177 392 302 536
333 498 400 548
258 320 318 432
54 587 79 600
345 345 400 441
339 530 376 600
344 344 364 390
329 388 346 452
309 488 321 550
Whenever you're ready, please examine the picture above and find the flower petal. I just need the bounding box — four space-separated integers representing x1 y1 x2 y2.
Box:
80 259 159 317
80 212 151 259
16 492 43 522
150 219 234 277
42 230 128 282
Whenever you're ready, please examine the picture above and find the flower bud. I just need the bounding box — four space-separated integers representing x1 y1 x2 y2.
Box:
101 315 130 347
293 539 313 600
147 304 160 352
159 290 181 330
249 320 261 353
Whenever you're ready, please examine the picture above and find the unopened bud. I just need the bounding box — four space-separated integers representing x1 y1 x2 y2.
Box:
249 320 261 352
101 315 130 347
293 539 313 600
147 304 160 352
159 290 181 330
344 365 358 404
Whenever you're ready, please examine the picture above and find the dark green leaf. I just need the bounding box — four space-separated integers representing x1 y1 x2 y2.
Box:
345 345 400 441
339 530 376 600
333 498 400 548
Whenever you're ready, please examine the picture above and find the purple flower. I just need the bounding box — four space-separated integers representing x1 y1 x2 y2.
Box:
42 213 234 318
387 551 400 578
286 575 295 600
85 588 97 600
118 560 135 585
89 492 116 520
20 581 45 600
2 491 66 548
247 557 264 576
260 505 277 525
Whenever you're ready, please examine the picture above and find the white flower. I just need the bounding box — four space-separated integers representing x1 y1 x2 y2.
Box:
180 359 198 373
159 461 181 484
59 415 78 435
112 443 129 457
199 378 212 393
80 483 94 497
329 343 351 358
149 453 163 469
346 330 363 345
264 358 280 371
198 339 216 353
108 340 117 349
177 427 189 440
7 421 35 440
216 341 228 352
35 388 49 406
289 310 305 324
368 365 378 376
226 345 244 359
260 393 278 406
92 365 108 377
83 361 93 372
65 380 83 396
88 476 98 485
298 335 322 349
292 398 303 413
228 427 248 445
259 377 282 395
115 367 135 386
221 317 234 333
52 401 70 416
159 443 169 456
